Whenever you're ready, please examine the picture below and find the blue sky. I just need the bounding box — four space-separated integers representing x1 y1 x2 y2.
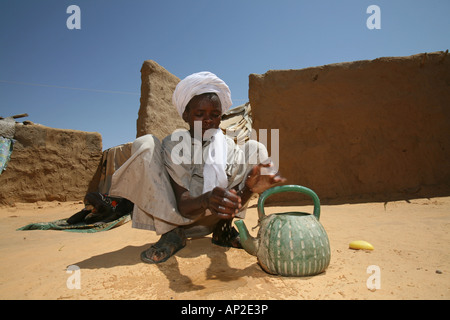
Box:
1 0 449 150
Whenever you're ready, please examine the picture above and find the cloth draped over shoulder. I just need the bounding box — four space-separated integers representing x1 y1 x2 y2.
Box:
163 129 256 196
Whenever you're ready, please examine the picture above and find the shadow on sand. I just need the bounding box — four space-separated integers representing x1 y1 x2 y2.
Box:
70 237 267 293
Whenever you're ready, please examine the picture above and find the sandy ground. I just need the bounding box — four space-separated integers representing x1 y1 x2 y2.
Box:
0 196 449 300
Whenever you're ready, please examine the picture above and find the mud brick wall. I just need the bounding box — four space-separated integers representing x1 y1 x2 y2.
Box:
136 60 188 140
0 123 102 205
249 51 450 203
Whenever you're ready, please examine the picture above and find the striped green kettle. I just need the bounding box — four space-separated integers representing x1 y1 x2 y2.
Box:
235 185 331 276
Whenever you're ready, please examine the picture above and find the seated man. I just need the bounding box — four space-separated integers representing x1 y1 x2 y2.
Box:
110 71 285 264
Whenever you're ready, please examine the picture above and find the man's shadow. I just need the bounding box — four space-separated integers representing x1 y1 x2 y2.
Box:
154 237 269 293
72 244 147 269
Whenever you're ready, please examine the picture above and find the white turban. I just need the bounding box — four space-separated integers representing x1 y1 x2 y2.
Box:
172 71 232 117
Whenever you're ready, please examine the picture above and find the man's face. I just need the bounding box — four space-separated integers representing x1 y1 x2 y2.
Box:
182 94 222 138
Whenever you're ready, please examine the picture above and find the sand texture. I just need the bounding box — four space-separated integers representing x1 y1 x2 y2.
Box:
0 197 449 300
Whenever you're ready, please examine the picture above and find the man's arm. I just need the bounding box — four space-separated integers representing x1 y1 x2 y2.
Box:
169 176 241 220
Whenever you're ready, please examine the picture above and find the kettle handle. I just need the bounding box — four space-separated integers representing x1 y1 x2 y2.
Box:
257 185 321 221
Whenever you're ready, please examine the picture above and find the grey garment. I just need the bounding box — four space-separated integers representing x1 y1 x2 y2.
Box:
98 143 132 194
110 131 268 237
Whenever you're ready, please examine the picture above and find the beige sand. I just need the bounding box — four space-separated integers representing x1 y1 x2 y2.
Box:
0 197 449 300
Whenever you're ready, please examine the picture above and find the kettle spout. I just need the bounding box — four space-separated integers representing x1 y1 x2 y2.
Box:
234 220 259 256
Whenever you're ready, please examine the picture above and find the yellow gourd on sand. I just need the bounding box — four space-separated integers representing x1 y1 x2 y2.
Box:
349 240 374 250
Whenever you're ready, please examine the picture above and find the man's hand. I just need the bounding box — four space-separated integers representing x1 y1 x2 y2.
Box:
206 187 242 220
245 162 287 194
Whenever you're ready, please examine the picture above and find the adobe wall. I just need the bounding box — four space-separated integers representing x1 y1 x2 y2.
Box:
136 60 188 140
249 51 450 204
0 123 102 205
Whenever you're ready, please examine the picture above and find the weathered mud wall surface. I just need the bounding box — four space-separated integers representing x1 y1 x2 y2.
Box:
249 51 450 203
0 123 102 205
136 60 188 140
